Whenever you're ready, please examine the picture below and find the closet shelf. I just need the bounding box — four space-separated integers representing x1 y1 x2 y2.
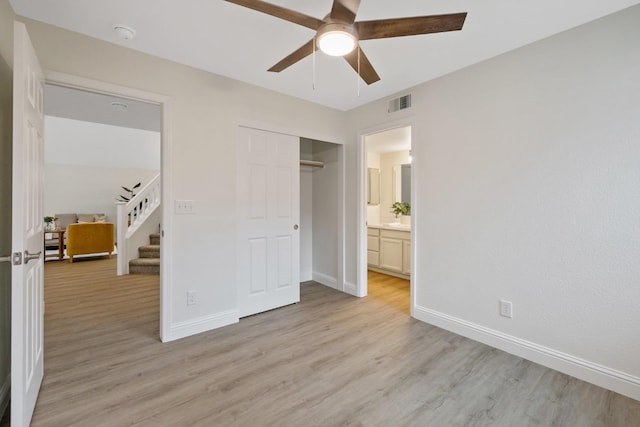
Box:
300 160 325 168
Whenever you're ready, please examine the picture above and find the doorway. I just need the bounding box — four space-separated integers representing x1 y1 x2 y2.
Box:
43 84 162 266
43 71 172 340
357 124 415 314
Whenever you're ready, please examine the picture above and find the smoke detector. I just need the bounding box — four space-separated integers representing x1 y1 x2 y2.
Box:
110 102 128 112
113 24 136 41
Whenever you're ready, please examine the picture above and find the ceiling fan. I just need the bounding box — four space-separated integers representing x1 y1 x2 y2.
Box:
225 0 467 84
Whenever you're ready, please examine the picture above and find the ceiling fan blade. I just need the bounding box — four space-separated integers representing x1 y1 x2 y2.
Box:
330 0 361 24
356 13 467 40
268 39 315 72
225 0 324 30
343 47 380 85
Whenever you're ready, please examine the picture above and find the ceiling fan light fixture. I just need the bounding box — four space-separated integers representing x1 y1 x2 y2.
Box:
317 23 357 56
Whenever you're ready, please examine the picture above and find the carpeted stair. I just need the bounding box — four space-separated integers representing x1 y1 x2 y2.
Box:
129 233 160 275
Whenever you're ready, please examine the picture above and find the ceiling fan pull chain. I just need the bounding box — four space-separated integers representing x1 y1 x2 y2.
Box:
312 37 316 90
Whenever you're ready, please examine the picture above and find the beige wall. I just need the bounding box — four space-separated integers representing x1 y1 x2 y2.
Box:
17 14 346 335
346 5 640 399
0 0 15 416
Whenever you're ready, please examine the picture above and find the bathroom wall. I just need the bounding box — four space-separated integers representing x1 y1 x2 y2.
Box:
366 152 380 225
379 150 411 224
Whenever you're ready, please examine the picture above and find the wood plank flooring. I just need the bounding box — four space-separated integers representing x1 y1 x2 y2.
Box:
22 259 640 426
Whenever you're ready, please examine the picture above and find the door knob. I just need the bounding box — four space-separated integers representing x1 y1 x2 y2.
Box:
293 224 299 230
24 250 42 263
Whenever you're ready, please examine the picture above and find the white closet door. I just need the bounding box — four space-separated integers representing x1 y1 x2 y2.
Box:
237 127 300 317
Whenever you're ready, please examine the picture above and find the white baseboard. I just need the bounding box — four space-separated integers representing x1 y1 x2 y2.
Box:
0 372 9 421
414 305 640 401
312 272 337 289
300 271 313 282
164 310 238 342
344 281 359 296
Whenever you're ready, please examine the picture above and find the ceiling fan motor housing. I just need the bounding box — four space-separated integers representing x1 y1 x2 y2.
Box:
316 22 359 56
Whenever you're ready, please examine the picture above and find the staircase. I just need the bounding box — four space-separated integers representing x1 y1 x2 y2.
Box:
129 233 160 275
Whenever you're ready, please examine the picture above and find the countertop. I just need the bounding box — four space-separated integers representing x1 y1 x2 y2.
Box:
367 223 411 231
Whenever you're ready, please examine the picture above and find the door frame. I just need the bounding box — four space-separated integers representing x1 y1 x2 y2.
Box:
43 70 174 341
236 119 346 294
356 118 416 315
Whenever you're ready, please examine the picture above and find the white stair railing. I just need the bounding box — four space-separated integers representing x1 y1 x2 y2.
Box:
116 174 161 275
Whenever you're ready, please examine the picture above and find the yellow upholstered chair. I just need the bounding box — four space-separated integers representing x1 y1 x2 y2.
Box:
66 222 115 263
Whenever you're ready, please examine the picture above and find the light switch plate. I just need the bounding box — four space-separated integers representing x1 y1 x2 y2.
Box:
175 199 196 214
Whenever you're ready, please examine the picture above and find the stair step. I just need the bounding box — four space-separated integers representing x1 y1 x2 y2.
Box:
129 257 160 275
139 244 160 258
149 233 160 245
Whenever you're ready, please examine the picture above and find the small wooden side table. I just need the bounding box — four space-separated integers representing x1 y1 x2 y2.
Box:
44 229 65 261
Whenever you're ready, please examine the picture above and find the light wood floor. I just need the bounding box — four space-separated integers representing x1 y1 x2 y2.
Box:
21 259 640 426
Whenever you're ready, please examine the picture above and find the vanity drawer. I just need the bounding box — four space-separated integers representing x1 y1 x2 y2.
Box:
367 227 380 237
367 235 379 251
367 250 380 267
380 229 410 240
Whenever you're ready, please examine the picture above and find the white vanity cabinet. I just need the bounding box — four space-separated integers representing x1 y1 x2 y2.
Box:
402 240 411 275
367 227 380 267
368 226 411 279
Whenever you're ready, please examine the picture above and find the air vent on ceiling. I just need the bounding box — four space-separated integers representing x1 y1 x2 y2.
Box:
388 94 412 113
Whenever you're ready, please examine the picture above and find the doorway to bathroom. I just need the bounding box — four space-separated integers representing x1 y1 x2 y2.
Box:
358 124 413 314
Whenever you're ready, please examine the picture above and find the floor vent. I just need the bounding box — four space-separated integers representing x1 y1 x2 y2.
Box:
388 94 412 113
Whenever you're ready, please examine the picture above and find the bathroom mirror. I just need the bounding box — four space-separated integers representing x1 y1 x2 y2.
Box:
393 164 411 205
367 168 380 205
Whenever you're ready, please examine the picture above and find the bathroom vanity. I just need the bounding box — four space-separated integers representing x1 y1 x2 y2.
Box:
367 224 411 279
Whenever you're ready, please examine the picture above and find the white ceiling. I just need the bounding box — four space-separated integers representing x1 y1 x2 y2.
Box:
10 0 640 111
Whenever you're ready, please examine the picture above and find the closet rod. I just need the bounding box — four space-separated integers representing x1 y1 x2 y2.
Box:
300 160 324 168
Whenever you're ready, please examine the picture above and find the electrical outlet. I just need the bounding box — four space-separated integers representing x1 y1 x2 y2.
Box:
499 300 513 318
187 290 197 306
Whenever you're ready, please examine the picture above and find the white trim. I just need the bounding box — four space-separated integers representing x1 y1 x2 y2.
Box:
356 119 417 314
237 119 343 146
414 305 640 401
165 311 239 342
343 281 358 296
312 272 338 290
42 70 174 343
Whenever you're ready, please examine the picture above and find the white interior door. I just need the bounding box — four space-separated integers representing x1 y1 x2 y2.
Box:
237 126 300 317
11 22 45 427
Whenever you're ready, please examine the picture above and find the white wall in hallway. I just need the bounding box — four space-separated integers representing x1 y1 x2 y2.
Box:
45 116 160 169
43 116 160 227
